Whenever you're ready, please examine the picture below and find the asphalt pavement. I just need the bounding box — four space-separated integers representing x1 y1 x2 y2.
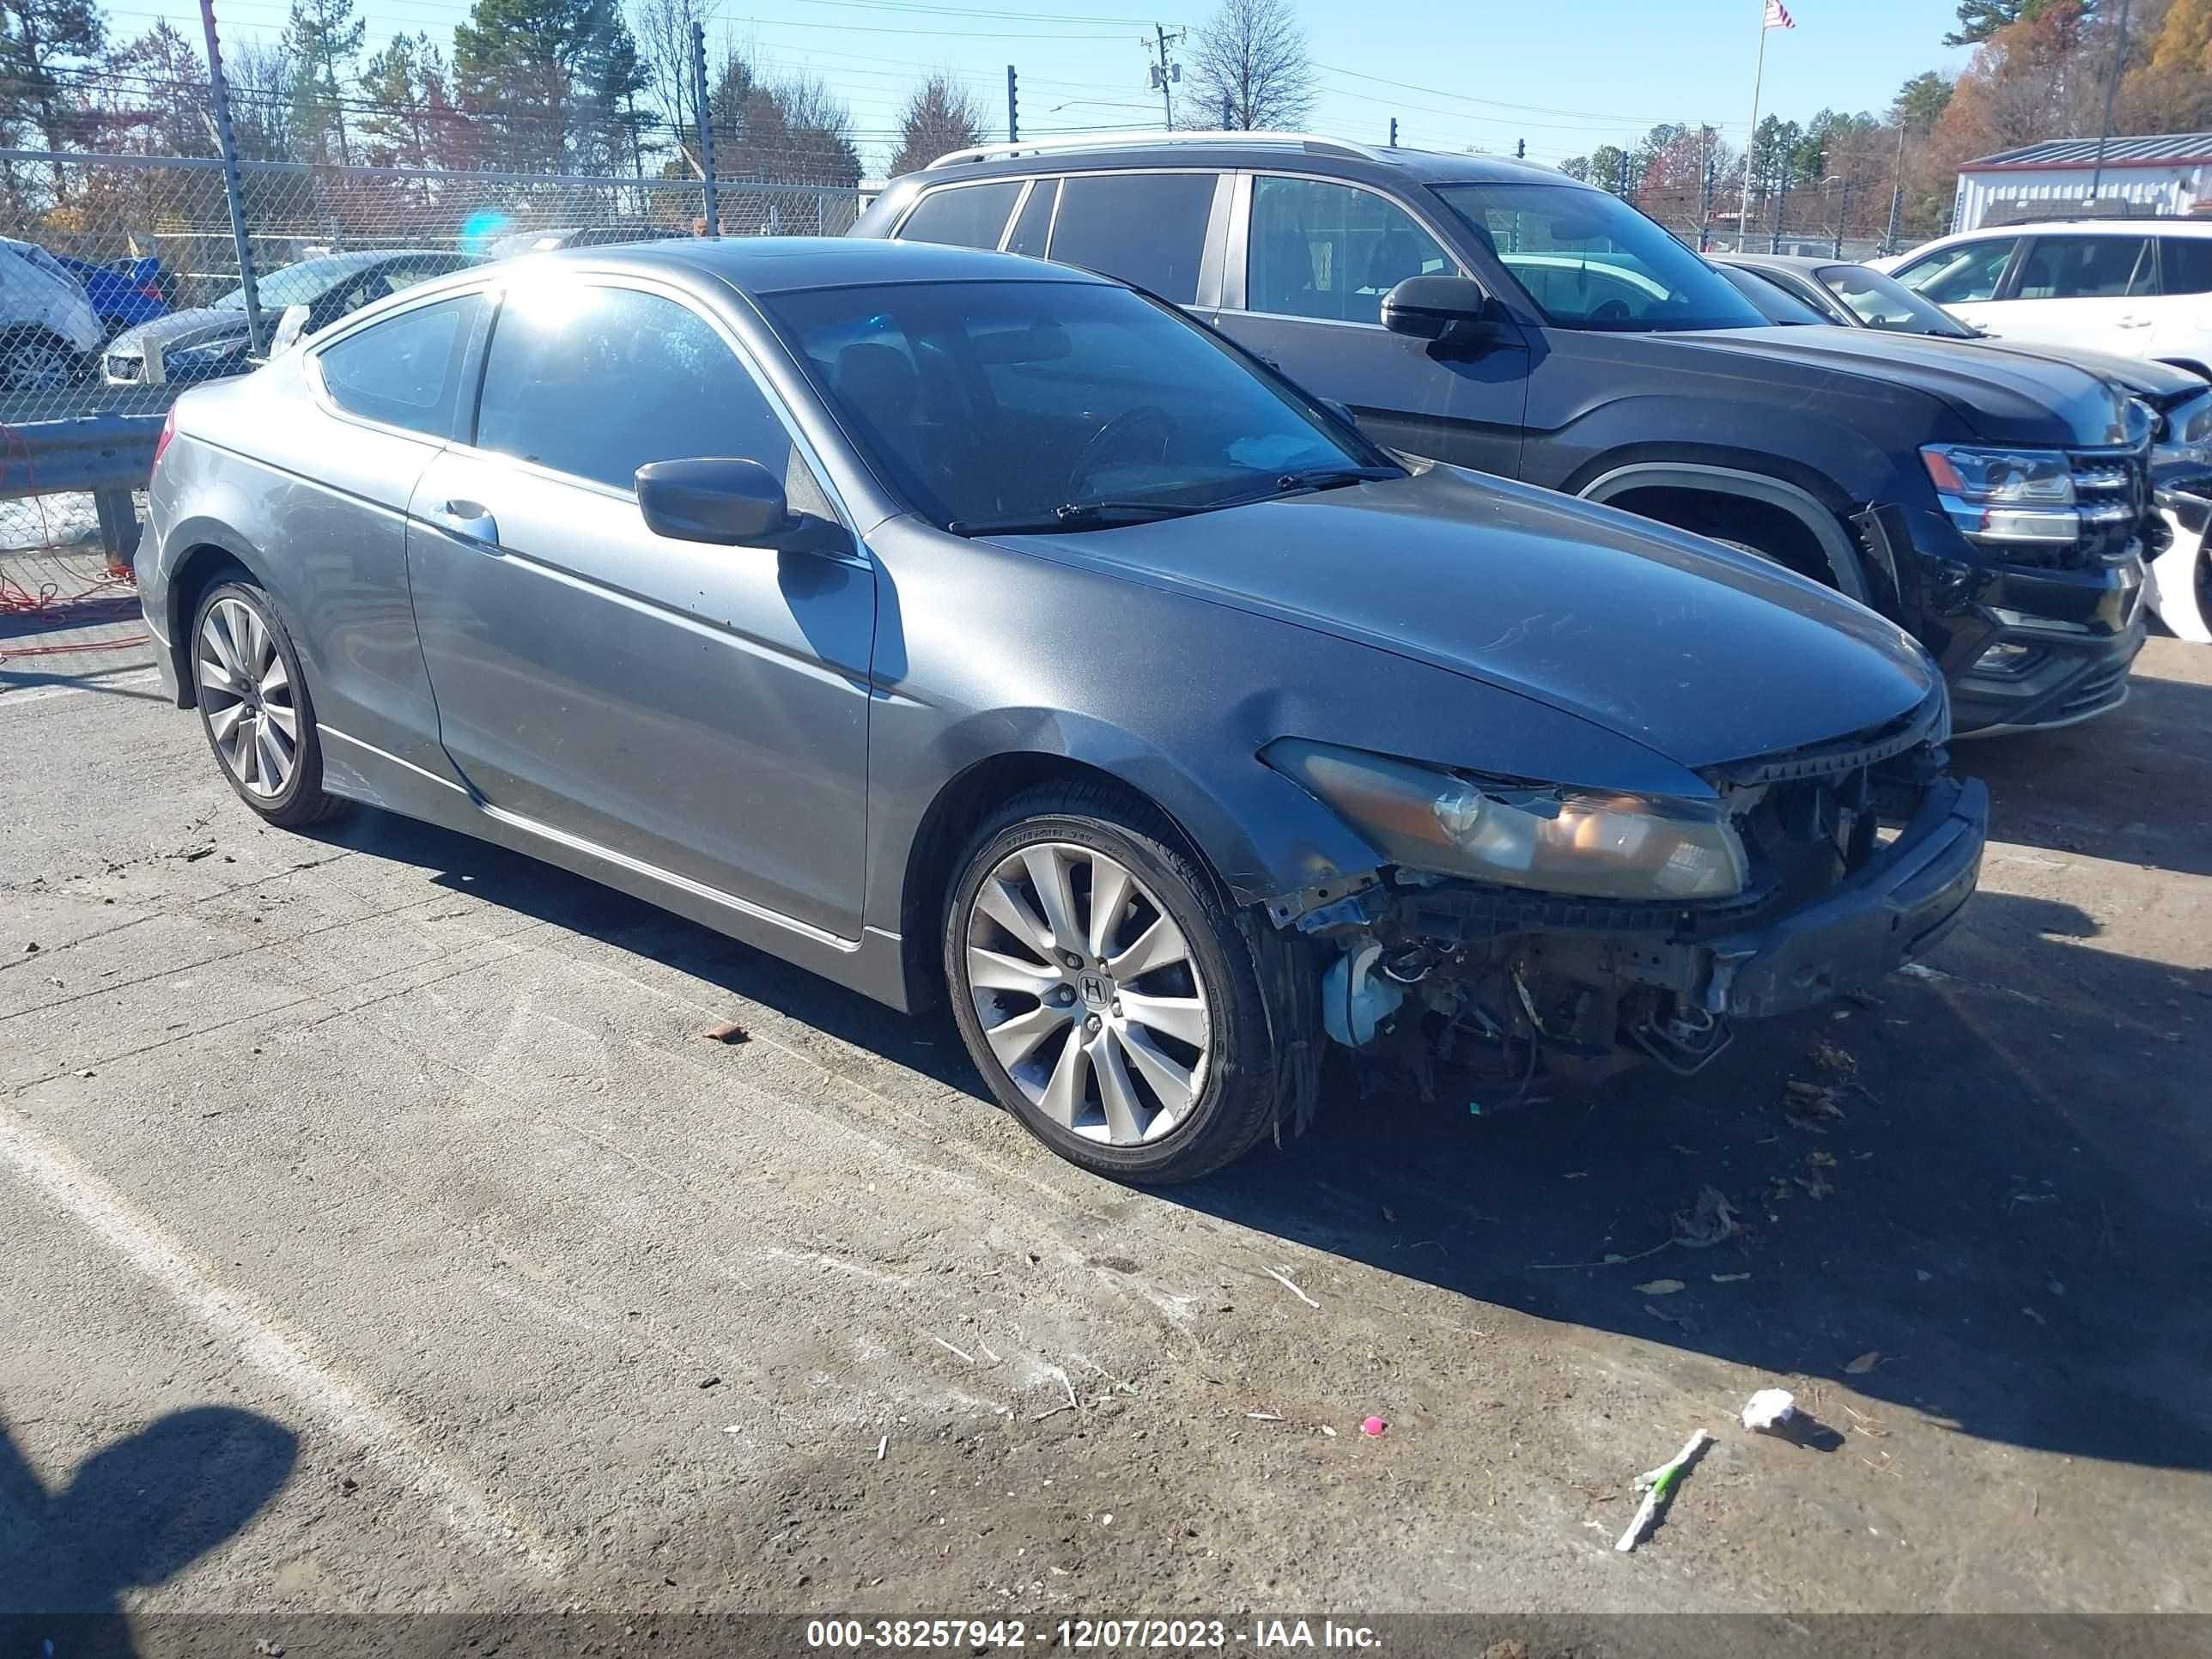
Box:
3 584 2208 1642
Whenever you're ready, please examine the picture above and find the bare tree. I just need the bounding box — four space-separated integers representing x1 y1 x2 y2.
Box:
1186 0 1315 131
888 72 985 175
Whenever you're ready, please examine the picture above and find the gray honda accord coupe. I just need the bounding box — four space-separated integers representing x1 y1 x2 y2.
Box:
140 238 1988 1182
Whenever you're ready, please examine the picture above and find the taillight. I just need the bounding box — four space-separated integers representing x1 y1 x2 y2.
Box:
138 279 163 301
152 406 177 471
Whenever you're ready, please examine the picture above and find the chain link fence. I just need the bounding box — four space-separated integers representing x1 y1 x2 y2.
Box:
0 148 859 552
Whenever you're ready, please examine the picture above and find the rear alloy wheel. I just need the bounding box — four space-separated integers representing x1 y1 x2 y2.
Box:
945 784 1277 1183
191 580 349 829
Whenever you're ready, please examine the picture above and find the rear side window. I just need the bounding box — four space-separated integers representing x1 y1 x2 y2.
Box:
1047 173 1215 303
1897 237 2017 304
900 182 1022 249
474 283 793 493
317 293 481 437
2161 237 2212 295
1006 179 1059 257
2015 235 2153 299
1247 176 1452 325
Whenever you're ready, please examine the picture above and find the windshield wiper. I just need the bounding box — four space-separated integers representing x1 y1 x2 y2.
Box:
1269 465 1401 496
946 498 1214 536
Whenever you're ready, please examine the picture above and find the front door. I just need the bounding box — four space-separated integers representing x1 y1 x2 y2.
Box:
404 276 875 940
1998 233 2157 356
1211 173 1529 477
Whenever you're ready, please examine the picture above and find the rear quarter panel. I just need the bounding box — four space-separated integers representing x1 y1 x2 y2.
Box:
153 356 460 787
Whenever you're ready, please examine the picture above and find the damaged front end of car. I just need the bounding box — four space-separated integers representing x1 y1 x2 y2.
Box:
1260 687 1987 1110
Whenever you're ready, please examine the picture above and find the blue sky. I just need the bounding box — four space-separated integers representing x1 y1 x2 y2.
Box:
123 0 1978 173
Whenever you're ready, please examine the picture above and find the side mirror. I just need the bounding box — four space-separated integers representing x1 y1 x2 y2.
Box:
1380 276 1503 343
636 458 840 550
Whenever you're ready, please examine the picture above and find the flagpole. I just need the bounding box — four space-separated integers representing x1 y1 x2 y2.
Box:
1739 0 1770 246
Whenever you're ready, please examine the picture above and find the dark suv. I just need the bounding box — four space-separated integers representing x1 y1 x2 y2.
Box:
853 135 2156 734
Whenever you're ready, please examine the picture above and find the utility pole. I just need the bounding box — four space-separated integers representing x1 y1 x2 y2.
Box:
1698 127 1715 250
1770 167 1789 252
1739 0 1769 242
1145 25 1183 128
199 0 264 354
1883 119 1907 255
2087 0 2134 204
1006 64 1018 142
691 20 719 238
1515 138 1525 159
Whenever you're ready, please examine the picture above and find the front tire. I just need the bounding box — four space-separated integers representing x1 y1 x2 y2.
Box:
944 782 1279 1184
191 580 350 829
0 327 88 392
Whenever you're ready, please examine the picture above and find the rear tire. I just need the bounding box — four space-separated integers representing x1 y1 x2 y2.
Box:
943 781 1278 1184
190 580 352 830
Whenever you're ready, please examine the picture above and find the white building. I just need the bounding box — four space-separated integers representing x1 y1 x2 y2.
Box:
1953 131 2212 233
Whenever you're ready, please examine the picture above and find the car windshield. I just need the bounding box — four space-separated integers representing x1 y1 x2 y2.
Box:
1715 263 1832 325
763 278 1397 533
1816 264 1977 338
1434 182 1770 332
215 258 368 311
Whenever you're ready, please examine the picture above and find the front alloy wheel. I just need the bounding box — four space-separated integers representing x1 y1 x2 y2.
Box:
964 841 1212 1146
2 331 78 392
945 784 1279 1183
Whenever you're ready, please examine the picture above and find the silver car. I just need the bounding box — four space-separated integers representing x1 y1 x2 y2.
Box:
141 240 1984 1182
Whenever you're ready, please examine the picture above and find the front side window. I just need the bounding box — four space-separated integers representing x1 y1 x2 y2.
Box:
317 293 481 437
2161 237 2212 295
2014 235 2152 300
1435 181 1767 331
475 281 793 493
900 182 1022 250
1046 173 1216 304
1895 236 2019 304
1816 264 1976 337
765 278 1394 532
1246 176 1453 325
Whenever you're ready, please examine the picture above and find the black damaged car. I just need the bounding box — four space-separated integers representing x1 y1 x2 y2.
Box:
855 134 2156 735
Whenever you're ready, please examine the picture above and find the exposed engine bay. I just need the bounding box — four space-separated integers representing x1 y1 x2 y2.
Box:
1262 690 1986 1119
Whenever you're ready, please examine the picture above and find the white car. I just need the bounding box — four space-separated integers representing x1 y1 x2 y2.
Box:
0 235 105 392
1873 220 2212 376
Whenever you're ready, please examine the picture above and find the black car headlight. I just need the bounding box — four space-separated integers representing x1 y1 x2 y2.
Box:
1264 739 1748 901
1922 442 2081 544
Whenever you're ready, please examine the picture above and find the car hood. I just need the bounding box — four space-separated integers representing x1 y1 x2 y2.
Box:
990 464 1935 773
1660 324 2142 447
109 306 245 357
1965 336 2206 405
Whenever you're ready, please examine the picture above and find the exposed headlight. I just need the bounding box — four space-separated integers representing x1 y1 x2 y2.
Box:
1264 739 1748 901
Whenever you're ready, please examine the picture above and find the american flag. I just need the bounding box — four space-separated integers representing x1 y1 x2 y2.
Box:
1764 0 1797 27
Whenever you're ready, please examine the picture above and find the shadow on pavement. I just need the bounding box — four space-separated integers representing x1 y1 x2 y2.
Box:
313 800 2212 1478
0 1404 297 1635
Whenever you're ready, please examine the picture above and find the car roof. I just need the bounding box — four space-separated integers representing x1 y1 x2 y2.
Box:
1713 252 1849 276
1935 219 2212 238
541 234 1117 294
896 135 1578 192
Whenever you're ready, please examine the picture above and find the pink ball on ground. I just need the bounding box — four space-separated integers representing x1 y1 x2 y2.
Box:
1360 1416 1387 1437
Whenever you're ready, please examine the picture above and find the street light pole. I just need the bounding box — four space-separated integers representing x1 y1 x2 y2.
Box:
2087 0 2135 204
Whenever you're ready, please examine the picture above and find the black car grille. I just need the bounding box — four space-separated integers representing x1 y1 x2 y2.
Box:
2062 448 2149 568
2052 658 2132 724
105 353 143 383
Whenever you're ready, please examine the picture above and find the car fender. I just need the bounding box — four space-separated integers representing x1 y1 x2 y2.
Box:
1578 459 1871 603
150 503 278 707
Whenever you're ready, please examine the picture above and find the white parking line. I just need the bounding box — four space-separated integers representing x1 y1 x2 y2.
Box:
0 1108 565 1578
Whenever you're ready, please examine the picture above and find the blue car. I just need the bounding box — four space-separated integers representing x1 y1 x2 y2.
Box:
54 252 170 338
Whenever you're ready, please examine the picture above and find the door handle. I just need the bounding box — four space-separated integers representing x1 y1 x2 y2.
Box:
2117 316 2154 329
430 499 500 547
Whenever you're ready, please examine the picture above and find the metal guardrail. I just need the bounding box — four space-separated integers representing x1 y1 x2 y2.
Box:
0 412 162 566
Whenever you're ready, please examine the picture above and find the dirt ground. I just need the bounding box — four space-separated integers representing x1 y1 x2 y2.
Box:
3 576 2209 1641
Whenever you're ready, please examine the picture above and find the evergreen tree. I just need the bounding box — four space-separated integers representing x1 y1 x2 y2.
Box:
283 0 364 165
